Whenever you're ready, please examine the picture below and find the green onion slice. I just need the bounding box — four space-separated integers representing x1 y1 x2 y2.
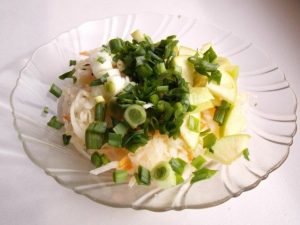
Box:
62 134 71 145
69 60 76 66
124 104 147 129
191 155 206 169
243 148 250 161
151 162 170 181
113 123 129 137
203 133 217 149
95 103 106 121
49 83 62 98
108 132 123 147
187 115 200 132
47 116 64 129
137 166 151 185
113 170 128 184
85 122 106 149
191 168 217 184
89 73 109 86
213 100 231 125
169 158 186 175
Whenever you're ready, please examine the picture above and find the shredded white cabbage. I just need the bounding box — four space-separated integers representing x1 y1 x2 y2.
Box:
70 90 95 141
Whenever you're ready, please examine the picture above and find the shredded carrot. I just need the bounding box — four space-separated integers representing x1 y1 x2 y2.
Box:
80 51 89 56
118 155 133 170
185 147 194 161
63 114 70 122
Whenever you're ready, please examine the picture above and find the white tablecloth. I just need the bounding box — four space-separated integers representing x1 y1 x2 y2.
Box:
1 0 300 224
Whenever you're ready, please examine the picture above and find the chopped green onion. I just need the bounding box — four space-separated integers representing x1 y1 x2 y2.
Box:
136 64 153 78
211 70 222 84
69 60 76 66
91 152 102 167
200 128 211 136
243 148 250 161
203 133 217 149
156 85 169 93
169 158 186 175
149 94 159 105
203 47 217 63
172 65 182 76
113 123 129 137
151 162 170 181
154 62 166 75
137 166 151 185
187 115 200 132
135 56 145 66
85 122 106 149
95 103 106 121
113 170 128 184
62 134 71 145
43 106 49 114
47 116 64 129
191 155 206 169
58 68 76 83
89 73 109 86
91 152 110 168
49 83 62 98
213 100 231 125
124 104 147 129
191 168 217 184
109 38 124 54
108 132 123 147
97 56 106 64
176 174 184 185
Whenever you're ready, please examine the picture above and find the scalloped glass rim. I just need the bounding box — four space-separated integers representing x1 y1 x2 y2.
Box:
10 13 297 211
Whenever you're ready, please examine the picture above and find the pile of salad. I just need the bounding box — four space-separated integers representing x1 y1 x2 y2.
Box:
46 30 250 188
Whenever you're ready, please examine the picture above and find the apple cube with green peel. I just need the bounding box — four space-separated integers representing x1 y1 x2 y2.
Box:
189 87 215 112
207 70 237 104
180 112 201 150
205 134 250 164
221 102 246 136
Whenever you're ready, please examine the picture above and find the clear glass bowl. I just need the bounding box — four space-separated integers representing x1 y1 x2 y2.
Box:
11 13 297 211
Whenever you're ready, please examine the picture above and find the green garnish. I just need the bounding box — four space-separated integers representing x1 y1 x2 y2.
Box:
69 60 76 66
191 168 217 184
243 148 250 161
151 162 170 181
191 155 206 169
91 152 110 168
124 104 146 129
89 73 109 86
47 116 64 129
136 166 151 185
97 56 106 64
203 133 217 149
49 83 62 98
213 100 231 125
58 68 77 83
62 134 71 145
188 47 222 83
95 103 106 121
169 158 186 175
113 170 128 183
85 122 106 149
108 132 123 147
43 106 49 114
187 115 200 132
200 128 211 137
113 122 129 137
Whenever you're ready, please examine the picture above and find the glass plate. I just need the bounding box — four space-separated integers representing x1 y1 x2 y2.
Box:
11 13 297 211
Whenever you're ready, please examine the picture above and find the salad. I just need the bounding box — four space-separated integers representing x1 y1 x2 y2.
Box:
46 30 250 188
